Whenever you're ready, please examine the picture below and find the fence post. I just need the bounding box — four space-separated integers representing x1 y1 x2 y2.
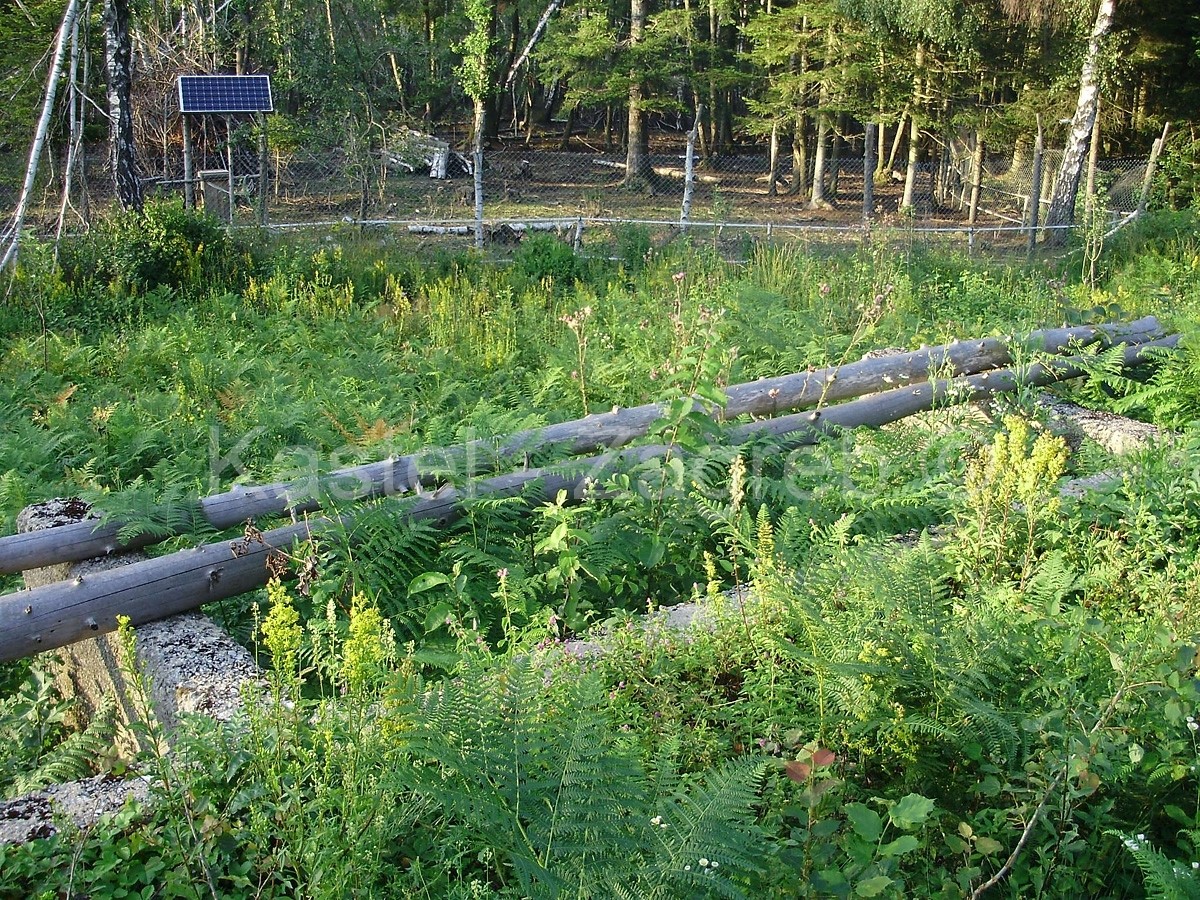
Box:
680 104 702 230
257 113 269 226
863 123 876 225
1028 117 1044 253
968 136 984 254
225 115 236 227
1137 121 1171 217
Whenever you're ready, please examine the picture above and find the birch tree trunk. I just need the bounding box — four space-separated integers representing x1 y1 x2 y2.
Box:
1044 0 1115 242
55 9 85 247
0 0 82 270
902 42 926 212
106 0 143 213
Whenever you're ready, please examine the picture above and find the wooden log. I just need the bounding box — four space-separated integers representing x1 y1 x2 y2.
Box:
737 336 1179 442
0 334 1177 665
0 317 1164 576
592 157 720 183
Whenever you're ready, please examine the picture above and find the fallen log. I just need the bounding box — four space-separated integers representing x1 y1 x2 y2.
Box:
593 158 722 184
406 221 576 239
0 317 1164 575
0 334 1176 664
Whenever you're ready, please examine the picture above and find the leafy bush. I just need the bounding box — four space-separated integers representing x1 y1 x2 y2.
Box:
512 233 582 285
59 199 246 296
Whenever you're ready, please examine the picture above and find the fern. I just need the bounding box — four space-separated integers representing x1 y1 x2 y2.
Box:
1110 335 1195 427
85 465 212 544
316 498 442 636
627 755 768 900
1111 831 1200 900
395 656 768 898
12 696 117 794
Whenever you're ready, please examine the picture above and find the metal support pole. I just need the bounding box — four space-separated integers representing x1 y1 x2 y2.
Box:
1028 117 1044 254
181 114 195 209
225 115 235 225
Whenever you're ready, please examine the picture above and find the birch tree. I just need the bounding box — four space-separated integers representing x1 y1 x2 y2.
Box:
1042 0 1116 239
0 0 82 269
105 0 142 212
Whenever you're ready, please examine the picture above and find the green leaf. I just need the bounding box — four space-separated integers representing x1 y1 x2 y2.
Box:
888 793 935 830
880 835 920 857
845 803 883 842
408 571 450 595
856 874 894 896
974 836 1004 856
423 602 453 632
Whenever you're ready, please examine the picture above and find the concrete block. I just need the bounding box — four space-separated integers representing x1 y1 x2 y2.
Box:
17 499 261 758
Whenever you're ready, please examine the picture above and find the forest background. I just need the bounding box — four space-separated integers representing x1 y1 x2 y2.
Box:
2 0 1200 241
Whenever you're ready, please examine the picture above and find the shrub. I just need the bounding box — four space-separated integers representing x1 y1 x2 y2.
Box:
512 233 581 285
60 199 244 294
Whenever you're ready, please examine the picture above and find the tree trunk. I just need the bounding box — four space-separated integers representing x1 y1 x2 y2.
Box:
767 123 780 196
902 42 925 212
788 115 808 196
55 8 85 246
886 110 907 174
968 134 984 226
1044 0 1115 241
1 0 82 269
105 0 142 213
624 0 653 187
809 116 829 208
473 97 485 249
808 24 835 209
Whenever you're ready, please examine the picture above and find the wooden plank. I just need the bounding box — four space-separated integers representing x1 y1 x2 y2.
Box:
0 317 1163 575
0 334 1176 665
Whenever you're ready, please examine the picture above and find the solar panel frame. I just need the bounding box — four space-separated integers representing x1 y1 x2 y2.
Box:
178 75 273 114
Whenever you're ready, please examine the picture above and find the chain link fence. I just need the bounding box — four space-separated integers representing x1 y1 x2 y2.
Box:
2 125 1153 258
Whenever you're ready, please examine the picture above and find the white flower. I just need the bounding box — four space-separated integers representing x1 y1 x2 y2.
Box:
650 816 662 826
699 858 710 868
1193 861 1199 870
684 865 691 872
711 861 719 869
1189 721 1199 732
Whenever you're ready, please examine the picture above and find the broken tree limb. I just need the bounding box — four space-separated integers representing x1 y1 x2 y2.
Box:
0 333 1177 664
0 317 1165 576
503 0 565 91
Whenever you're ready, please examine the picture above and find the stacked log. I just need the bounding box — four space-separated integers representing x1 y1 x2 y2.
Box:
0 319 1176 663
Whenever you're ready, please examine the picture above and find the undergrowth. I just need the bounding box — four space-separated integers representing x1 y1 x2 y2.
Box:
1 208 1200 897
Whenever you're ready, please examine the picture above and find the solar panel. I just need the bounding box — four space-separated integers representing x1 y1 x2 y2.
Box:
178 75 273 114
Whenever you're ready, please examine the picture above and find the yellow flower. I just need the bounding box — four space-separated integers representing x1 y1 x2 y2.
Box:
262 577 302 678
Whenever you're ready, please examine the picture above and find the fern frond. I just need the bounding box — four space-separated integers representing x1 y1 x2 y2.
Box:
632 755 768 899
13 695 117 793
1110 831 1200 900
